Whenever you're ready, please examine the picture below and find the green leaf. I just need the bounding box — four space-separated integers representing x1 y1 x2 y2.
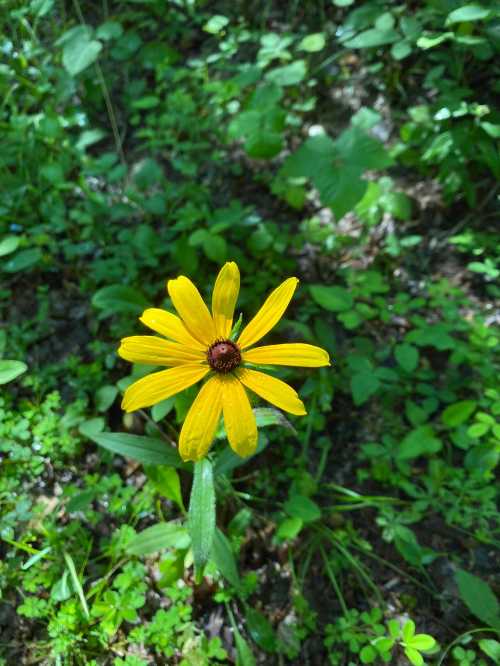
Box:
203 234 227 263
284 495 321 522
351 372 380 406
446 5 491 25
63 552 89 619
22 546 52 570
404 647 423 666
245 607 277 652
0 236 20 257
189 459 216 579
151 396 175 422
78 417 105 439
344 28 399 49
441 400 476 427
407 634 436 651
253 408 296 433
467 422 489 438
298 33 326 52
0 360 27 384
145 465 185 512
51 570 71 602
395 343 419 372
360 645 377 663
455 569 500 630
281 128 392 219
92 285 148 316
417 32 454 49
479 639 500 661
203 15 229 34
402 620 415 642
126 522 190 556
211 528 240 590
62 29 102 75
265 60 307 86
233 624 256 666
95 385 118 412
397 426 442 460
3 248 41 272
276 516 303 541
91 432 183 467
310 285 354 312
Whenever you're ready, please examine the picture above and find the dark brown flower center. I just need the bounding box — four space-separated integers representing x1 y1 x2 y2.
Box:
207 339 241 373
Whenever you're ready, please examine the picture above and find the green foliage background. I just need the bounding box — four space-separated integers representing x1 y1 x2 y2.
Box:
1 1 499 664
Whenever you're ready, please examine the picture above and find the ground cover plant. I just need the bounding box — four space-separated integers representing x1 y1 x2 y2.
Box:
1 0 499 664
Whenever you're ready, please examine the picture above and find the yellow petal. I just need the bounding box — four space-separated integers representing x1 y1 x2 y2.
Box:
122 364 209 412
211 262 240 338
178 376 222 462
167 276 216 346
220 374 258 457
243 343 330 367
237 277 299 350
140 308 206 351
237 367 306 416
118 336 206 366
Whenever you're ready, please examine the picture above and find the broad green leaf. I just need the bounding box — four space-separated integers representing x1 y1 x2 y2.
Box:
397 426 442 460
203 234 227 263
265 60 307 86
92 285 148 315
245 131 283 159
203 15 229 34
67 489 95 512
284 495 321 522
234 624 256 666
344 27 399 49
151 396 175 422
446 5 491 25
395 343 419 372
298 33 326 52
417 32 454 49
133 158 163 188
51 570 71 602
479 639 500 661
126 522 190 556
276 516 303 541
63 32 102 75
95 385 118 412
402 620 415 642
467 422 489 438
351 372 380 406
245 607 277 652
310 285 354 312
0 236 20 257
2 248 41 272
145 465 185 512
0 360 27 384
404 647 423 666
455 569 500 630
441 400 476 427
253 408 295 433
211 528 240 589
407 634 436 651
78 417 105 439
91 432 183 467
360 645 377 663
189 459 216 579
281 128 392 219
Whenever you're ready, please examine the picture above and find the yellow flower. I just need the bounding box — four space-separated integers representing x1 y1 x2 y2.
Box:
118 262 330 462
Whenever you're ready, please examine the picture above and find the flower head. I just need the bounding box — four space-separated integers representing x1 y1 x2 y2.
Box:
118 262 330 462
